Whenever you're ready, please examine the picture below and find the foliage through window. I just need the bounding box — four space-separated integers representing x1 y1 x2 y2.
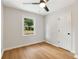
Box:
23 18 34 35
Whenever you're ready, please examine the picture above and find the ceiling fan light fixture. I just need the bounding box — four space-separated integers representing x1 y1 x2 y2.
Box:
39 2 45 8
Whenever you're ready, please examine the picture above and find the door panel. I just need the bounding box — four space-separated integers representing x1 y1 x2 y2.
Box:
57 11 72 51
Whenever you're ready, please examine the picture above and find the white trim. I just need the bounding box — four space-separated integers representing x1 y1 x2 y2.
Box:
46 40 78 58
4 40 45 51
71 51 78 58
74 54 78 58
46 40 59 47
2 40 78 59
1 49 5 58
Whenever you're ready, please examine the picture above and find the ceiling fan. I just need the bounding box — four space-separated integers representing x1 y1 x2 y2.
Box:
23 0 49 12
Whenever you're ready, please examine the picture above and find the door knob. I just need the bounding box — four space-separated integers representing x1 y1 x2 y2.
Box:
68 33 70 35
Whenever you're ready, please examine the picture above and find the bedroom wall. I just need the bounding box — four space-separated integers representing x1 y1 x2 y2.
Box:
45 2 78 55
45 8 72 47
1 4 5 55
2 1 78 56
3 6 45 50
71 1 78 55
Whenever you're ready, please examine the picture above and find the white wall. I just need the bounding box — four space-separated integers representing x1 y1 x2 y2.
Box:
45 2 78 55
71 1 78 55
3 6 45 50
2 1 77 56
1 4 5 55
45 7 71 46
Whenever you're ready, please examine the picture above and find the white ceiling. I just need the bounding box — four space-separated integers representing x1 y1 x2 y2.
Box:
2 0 76 15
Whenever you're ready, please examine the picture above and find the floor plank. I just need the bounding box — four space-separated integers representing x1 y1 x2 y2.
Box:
2 42 76 59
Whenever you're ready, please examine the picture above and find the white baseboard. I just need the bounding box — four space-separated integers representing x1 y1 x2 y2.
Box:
4 40 45 51
74 54 78 58
46 41 59 47
1 49 5 58
46 41 78 58
3 40 78 59
71 51 78 58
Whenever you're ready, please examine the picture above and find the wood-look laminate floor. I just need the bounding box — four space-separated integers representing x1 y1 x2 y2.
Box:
2 42 76 59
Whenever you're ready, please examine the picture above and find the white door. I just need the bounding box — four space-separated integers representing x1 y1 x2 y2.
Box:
57 11 72 51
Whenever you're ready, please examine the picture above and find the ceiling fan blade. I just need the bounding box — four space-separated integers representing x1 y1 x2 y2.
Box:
23 3 40 4
40 0 44 2
44 6 49 12
45 0 49 2
40 0 49 3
